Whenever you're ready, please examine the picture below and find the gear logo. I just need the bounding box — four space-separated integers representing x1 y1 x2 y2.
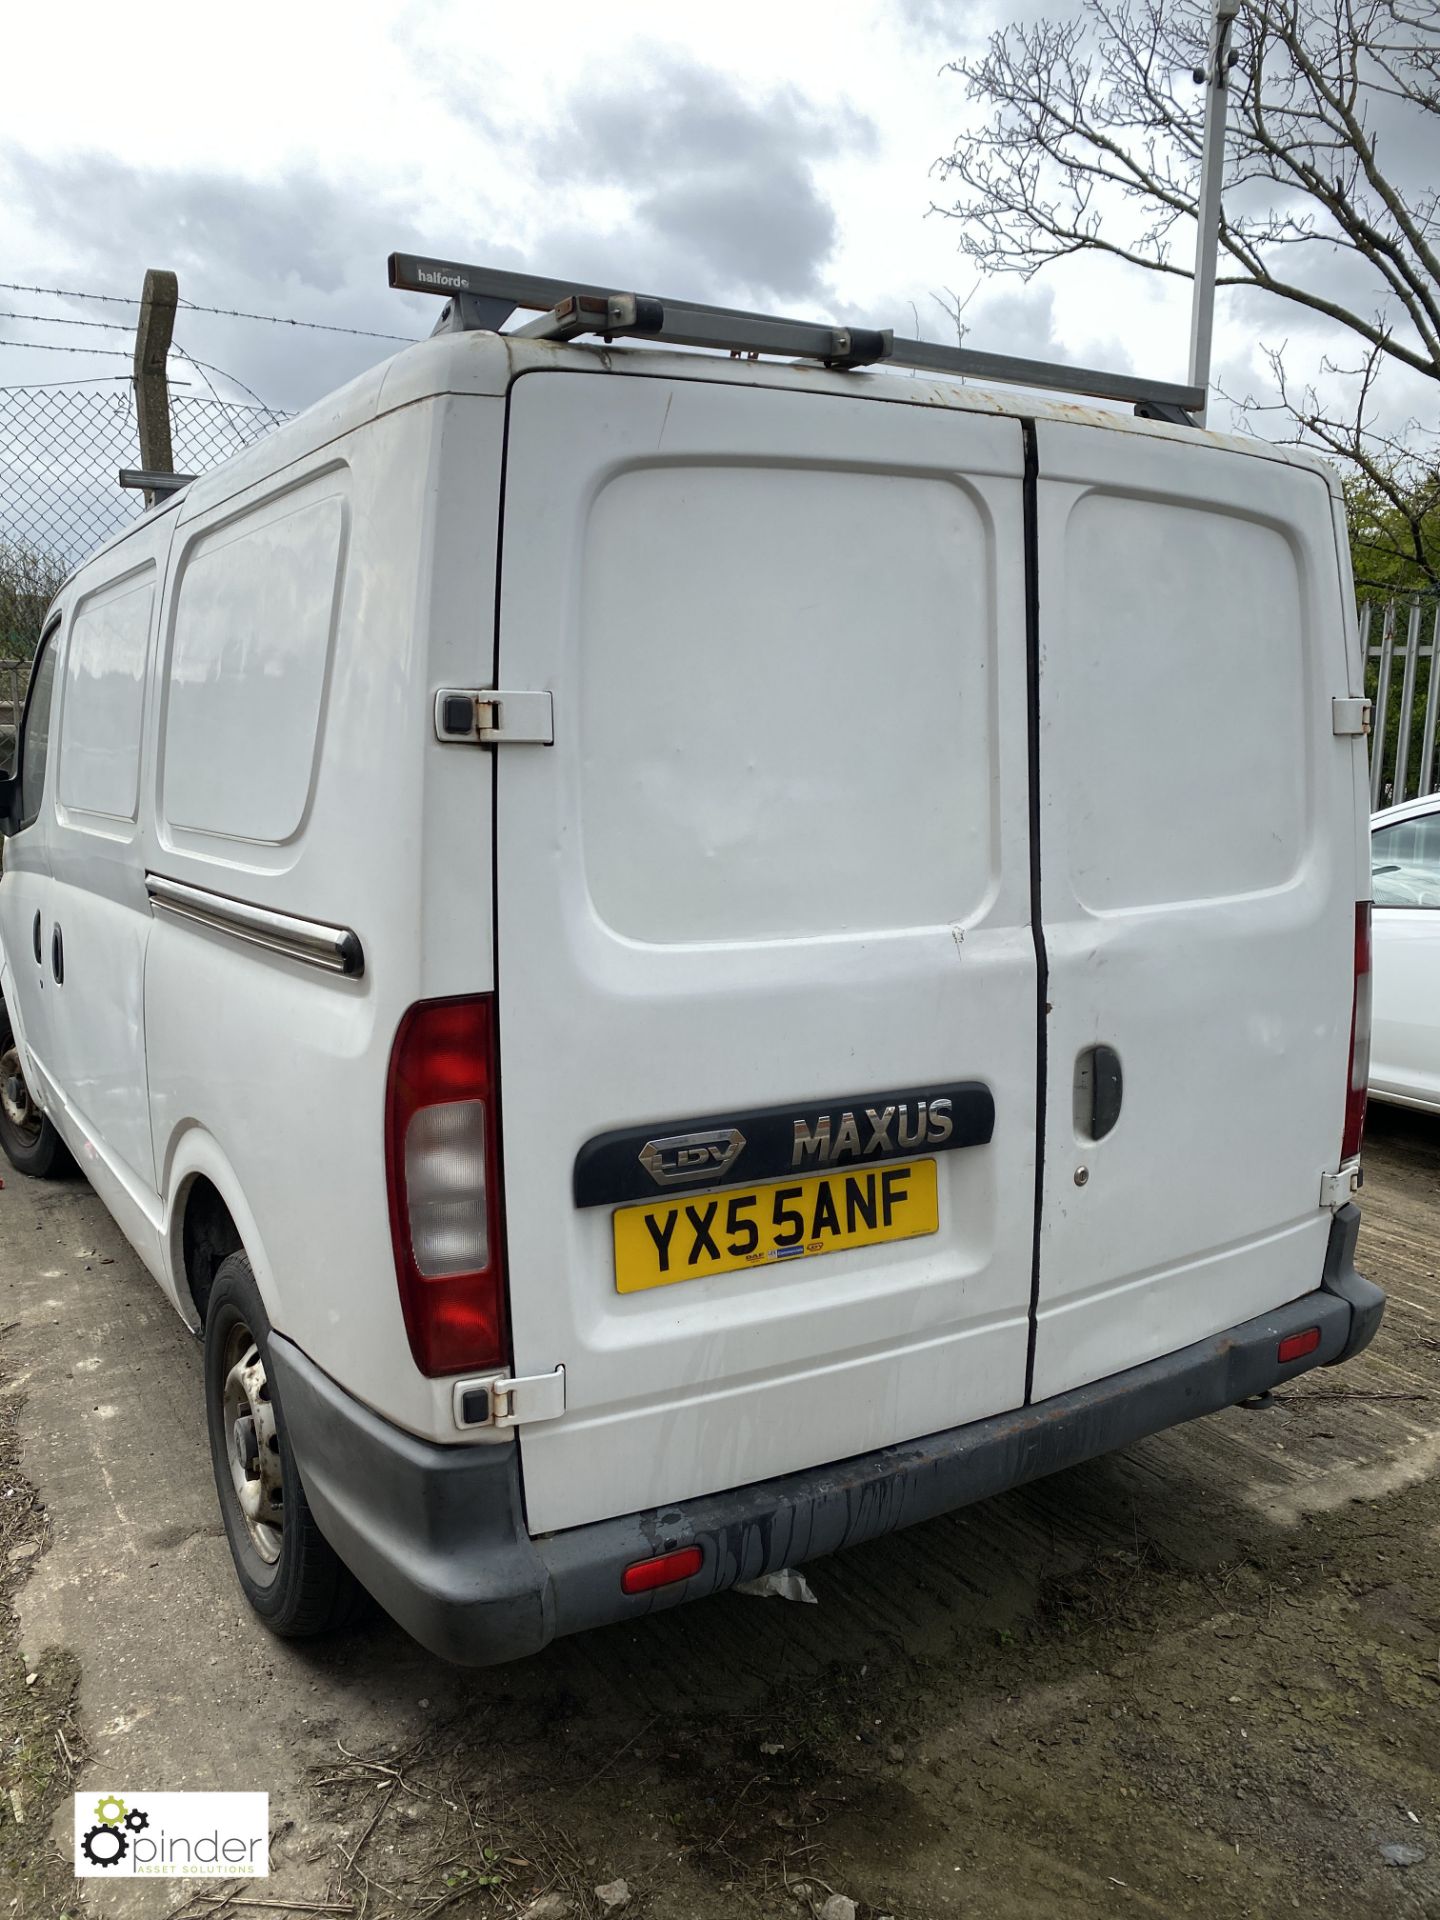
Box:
81 1795 142 1869
74 1787 269 1877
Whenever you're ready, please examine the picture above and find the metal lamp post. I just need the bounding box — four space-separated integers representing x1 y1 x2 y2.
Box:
1188 0 1242 425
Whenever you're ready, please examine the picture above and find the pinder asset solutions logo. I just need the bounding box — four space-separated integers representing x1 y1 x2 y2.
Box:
74 1792 269 1877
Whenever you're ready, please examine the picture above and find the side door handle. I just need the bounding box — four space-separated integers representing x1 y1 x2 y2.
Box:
51 923 64 986
32 910 41 964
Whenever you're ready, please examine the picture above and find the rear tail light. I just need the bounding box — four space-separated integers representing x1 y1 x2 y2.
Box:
1342 902 1371 1163
384 996 509 1377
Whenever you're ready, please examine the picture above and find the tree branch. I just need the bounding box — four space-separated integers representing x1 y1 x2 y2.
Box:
936 0 1440 387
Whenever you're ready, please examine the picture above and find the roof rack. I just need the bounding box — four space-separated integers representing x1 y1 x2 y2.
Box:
388 252 1202 424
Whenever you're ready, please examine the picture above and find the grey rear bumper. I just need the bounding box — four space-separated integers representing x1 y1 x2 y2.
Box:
266 1204 1382 1666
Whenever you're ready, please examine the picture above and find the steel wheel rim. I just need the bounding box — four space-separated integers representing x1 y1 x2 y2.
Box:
221 1323 284 1565
0 1044 42 1150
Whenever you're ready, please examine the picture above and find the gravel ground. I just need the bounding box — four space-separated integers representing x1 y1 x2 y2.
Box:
2 1100 1437 1920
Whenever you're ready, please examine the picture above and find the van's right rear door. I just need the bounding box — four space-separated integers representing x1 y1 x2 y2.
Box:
494 370 1039 1535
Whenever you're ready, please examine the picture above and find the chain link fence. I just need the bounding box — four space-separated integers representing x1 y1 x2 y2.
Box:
0 382 291 571
1 379 291 763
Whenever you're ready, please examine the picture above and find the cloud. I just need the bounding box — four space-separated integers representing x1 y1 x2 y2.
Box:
3 151 413 296
895 0 1066 52
433 52 879 308
892 0 971 44
535 56 876 186
2 48 881 415
949 280 1063 360
0 148 436 409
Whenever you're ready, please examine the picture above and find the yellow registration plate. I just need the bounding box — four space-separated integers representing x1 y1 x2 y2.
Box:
613 1158 939 1294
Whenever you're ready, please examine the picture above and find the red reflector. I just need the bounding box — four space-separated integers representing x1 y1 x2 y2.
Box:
621 1547 703 1595
1278 1327 1321 1363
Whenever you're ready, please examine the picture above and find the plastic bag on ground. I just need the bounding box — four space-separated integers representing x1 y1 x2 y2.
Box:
733 1567 818 1604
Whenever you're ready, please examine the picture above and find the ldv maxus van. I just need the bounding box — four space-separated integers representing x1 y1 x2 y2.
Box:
0 258 1385 1663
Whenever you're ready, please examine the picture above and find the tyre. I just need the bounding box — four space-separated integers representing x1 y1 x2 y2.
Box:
0 1004 73 1178
203 1251 359 1637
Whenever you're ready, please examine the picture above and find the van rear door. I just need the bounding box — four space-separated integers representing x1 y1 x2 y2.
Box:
1030 425 1359 1400
494 370 1037 1534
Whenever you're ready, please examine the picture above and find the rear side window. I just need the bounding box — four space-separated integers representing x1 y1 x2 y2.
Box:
1372 811 1440 907
162 483 346 844
17 627 60 831
59 570 154 821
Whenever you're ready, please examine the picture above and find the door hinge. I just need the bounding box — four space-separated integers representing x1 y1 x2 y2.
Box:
452 1365 565 1431
434 688 554 746
1332 697 1371 737
1320 1159 1362 1209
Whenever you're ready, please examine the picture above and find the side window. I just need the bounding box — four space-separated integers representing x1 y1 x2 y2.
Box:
58 571 154 823
17 626 61 831
1372 811 1440 908
163 485 345 845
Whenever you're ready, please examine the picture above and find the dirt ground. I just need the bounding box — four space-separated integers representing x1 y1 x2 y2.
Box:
2 1103 1439 1920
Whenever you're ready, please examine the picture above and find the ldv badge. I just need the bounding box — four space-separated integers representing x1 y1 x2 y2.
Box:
639 1128 746 1188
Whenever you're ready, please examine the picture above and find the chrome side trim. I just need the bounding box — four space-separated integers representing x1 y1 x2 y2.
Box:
145 874 363 978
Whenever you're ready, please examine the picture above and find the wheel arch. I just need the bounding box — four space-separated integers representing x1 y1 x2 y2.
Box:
163 1126 282 1333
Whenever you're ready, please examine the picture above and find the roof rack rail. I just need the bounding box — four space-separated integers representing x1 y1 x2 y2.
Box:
389 252 1202 423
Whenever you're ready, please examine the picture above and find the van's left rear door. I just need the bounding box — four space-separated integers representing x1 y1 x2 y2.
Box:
493 368 1039 1535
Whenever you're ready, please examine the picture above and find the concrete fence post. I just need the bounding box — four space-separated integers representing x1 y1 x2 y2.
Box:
132 269 178 506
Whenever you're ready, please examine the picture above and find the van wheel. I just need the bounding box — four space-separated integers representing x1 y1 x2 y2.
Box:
203 1252 359 1637
0 1007 72 1178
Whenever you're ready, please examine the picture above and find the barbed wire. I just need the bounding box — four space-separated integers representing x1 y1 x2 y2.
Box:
0 341 280 412
0 375 135 391
0 340 134 358
0 283 138 305
2 331 295 410
0 280 413 341
1 310 134 330
170 343 272 409
178 298 413 342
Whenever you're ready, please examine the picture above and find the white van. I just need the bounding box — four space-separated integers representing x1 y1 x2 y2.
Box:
0 260 1385 1663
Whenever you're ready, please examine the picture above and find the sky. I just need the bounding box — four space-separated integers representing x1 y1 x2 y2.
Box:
0 0 1193 408
0 0 1418 482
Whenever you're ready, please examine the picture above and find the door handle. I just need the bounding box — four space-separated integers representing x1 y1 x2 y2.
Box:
51 923 64 986
32 909 41 964
1074 1044 1122 1142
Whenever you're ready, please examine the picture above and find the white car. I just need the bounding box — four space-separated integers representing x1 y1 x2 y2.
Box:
1370 793 1440 1114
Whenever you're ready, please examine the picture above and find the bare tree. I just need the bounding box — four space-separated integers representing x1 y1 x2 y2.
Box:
935 0 1440 585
